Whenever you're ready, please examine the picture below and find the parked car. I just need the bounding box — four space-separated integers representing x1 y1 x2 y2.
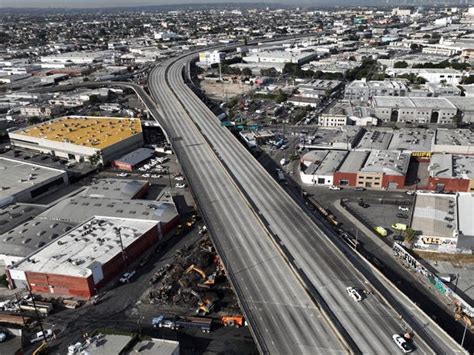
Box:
393 235 405 242
374 226 388 237
358 201 369 208
392 223 407 231
405 190 415 196
0 331 7 342
175 183 186 189
396 213 408 219
354 187 366 191
30 329 53 344
116 172 129 177
119 270 136 284
174 176 185 181
329 185 341 191
398 206 409 212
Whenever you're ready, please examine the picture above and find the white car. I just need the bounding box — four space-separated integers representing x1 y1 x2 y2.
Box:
119 270 136 284
175 183 186 189
346 287 362 302
174 176 185 181
398 206 409 212
0 331 7 342
329 185 341 191
405 191 415 196
30 329 53 344
142 173 150 178
392 334 412 353
116 172 129 177
151 174 162 179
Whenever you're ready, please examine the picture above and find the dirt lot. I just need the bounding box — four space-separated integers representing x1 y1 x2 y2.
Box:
200 79 254 101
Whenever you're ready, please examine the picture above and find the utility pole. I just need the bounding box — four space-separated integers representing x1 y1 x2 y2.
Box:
27 287 48 344
114 227 127 268
461 320 468 348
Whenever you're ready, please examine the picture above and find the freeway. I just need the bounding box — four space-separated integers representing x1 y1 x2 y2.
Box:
148 51 468 355
146 68 350 353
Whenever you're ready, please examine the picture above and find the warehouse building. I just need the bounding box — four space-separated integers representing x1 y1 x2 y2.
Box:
0 218 75 268
9 116 144 164
7 217 160 298
386 68 464 85
387 128 434 153
354 129 393 151
412 192 474 253
80 179 149 200
333 151 369 187
39 196 178 233
344 79 408 102
300 127 364 150
427 154 474 192
372 97 458 124
432 129 474 155
357 150 410 189
112 148 155 172
0 157 68 208
300 150 347 185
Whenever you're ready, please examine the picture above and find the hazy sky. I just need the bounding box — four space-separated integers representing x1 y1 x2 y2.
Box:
1 0 286 8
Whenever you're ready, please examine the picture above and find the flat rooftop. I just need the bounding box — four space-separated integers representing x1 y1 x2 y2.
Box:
0 203 46 236
337 151 369 173
361 150 410 176
346 79 406 91
0 218 75 259
80 179 148 200
127 338 179 355
316 150 347 175
412 193 457 239
387 128 434 152
355 129 393 151
458 193 474 239
429 154 474 179
12 116 142 149
114 147 155 166
435 128 474 147
14 217 158 277
0 157 66 201
39 196 178 225
305 127 362 149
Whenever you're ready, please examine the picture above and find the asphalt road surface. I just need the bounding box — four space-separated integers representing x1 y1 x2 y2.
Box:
146 50 467 355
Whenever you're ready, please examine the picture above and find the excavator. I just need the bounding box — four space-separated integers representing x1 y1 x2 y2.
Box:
220 315 246 328
186 264 216 286
188 289 215 315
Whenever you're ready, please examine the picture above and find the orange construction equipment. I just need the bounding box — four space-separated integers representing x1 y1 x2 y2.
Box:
186 264 206 279
220 315 246 328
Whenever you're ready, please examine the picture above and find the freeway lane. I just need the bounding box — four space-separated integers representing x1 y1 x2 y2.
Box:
147 61 349 354
151 54 467 355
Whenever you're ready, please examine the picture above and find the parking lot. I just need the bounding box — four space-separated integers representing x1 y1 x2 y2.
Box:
346 200 412 240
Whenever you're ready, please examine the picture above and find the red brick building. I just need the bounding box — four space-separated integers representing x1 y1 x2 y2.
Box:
8 217 161 299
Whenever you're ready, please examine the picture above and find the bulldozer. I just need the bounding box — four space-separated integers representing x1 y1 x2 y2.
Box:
220 315 246 328
187 289 215 316
186 264 216 286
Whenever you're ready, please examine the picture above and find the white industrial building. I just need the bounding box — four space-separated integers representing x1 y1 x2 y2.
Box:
9 116 144 164
244 50 317 65
300 150 347 185
386 68 465 85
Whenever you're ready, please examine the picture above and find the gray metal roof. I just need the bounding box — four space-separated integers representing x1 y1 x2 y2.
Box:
0 217 75 259
337 151 369 173
387 128 434 152
0 203 46 235
39 196 178 225
80 179 148 200
355 129 393 151
0 157 66 201
361 150 410 176
113 147 155 166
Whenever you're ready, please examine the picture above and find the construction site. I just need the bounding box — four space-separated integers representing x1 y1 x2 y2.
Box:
143 220 246 332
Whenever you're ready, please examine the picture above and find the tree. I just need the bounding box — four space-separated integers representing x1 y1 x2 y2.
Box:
404 227 416 244
260 68 278 77
394 61 408 68
242 68 252 77
27 117 41 125
461 75 474 85
87 152 102 166
275 90 288 103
